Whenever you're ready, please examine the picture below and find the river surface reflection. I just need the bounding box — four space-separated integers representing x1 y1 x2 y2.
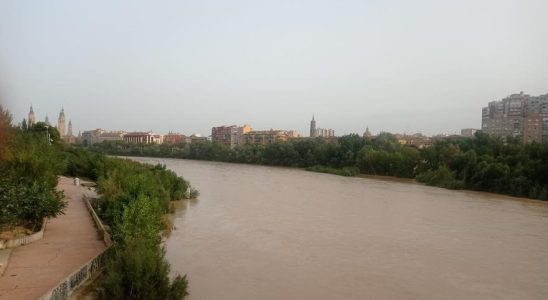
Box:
131 157 548 300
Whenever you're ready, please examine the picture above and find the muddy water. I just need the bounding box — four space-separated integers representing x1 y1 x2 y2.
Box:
131 157 548 300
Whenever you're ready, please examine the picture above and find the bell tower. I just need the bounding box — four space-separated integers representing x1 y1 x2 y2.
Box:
28 105 36 126
67 120 73 137
57 108 66 137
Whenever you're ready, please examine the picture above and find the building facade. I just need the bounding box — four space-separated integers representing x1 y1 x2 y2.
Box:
482 92 548 143
164 132 187 144
123 132 163 144
315 128 335 137
244 130 290 145
81 129 126 145
395 133 432 148
461 128 479 137
212 124 252 148
211 125 235 146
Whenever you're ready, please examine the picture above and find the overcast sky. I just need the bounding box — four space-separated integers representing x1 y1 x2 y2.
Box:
1 0 547 136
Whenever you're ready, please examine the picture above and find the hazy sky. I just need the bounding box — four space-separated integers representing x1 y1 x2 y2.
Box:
1 0 547 136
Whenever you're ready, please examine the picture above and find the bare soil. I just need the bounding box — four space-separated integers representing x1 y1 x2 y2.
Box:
0 226 33 240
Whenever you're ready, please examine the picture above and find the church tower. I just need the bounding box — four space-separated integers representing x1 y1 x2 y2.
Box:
57 108 66 137
363 126 372 138
67 120 73 137
28 105 35 126
309 114 316 138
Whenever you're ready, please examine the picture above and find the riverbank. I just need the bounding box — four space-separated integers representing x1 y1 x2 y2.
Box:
127 156 548 207
0 177 106 300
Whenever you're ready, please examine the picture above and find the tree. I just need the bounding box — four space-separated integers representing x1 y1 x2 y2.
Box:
0 105 12 160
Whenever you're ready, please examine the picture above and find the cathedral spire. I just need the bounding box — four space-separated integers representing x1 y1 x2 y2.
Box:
310 113 317 138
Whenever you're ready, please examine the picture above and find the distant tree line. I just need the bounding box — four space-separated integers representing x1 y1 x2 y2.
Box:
90 132 548 200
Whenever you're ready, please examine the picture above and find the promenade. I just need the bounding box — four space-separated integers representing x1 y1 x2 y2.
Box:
0 177 106 300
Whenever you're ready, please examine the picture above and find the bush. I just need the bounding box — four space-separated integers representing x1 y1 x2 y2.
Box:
416 166 463 189
0 174 66 230
98 239 188 300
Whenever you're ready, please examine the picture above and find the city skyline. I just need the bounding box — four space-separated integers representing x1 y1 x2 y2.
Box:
1 1 548 135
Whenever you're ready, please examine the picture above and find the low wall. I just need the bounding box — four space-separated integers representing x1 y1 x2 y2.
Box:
0 220 46 249
83 196 113 247
38 250 108 300
38 194 112 300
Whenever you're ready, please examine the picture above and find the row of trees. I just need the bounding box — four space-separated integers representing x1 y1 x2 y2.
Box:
91 132 548 200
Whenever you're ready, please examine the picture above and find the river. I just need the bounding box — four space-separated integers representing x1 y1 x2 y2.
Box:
131 157 548 300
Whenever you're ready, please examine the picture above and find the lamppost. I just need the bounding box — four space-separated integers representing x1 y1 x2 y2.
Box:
45 125 51 145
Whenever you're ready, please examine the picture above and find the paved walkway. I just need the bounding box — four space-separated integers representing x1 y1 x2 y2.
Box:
0 177 106 300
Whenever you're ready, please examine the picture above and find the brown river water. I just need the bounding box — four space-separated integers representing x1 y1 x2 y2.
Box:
131 157 548 300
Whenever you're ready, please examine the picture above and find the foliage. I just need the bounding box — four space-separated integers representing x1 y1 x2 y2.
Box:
99 195 188 300
0 113 66 229
64 146 192 299
112 194 163 246
0 105 12 160
99 238 188 300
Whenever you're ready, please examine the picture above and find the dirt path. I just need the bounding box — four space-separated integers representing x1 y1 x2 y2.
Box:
0 177 106 300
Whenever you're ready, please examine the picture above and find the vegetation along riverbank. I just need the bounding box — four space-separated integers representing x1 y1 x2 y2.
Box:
0 106 196 299
90 132 548 201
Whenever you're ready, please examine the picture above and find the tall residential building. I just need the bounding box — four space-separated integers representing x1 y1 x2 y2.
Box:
212 124 252 148
28 106 35 126
461 128 479 137
310 114 316 137
57 108 66 137
45 114 50 126
482 92 548 143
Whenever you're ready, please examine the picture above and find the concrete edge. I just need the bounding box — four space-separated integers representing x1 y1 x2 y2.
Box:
0 248 12 276
0 219 47 250
83 195 113 247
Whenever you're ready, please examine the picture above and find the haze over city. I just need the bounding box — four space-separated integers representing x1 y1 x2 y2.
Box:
1 0 547 135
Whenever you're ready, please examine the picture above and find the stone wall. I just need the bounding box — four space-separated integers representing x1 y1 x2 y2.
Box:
0 220 46 249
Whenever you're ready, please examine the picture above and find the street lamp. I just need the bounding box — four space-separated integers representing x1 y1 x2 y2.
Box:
45 125 51 145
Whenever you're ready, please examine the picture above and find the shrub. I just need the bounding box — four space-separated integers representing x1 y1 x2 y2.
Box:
98 239 188 300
